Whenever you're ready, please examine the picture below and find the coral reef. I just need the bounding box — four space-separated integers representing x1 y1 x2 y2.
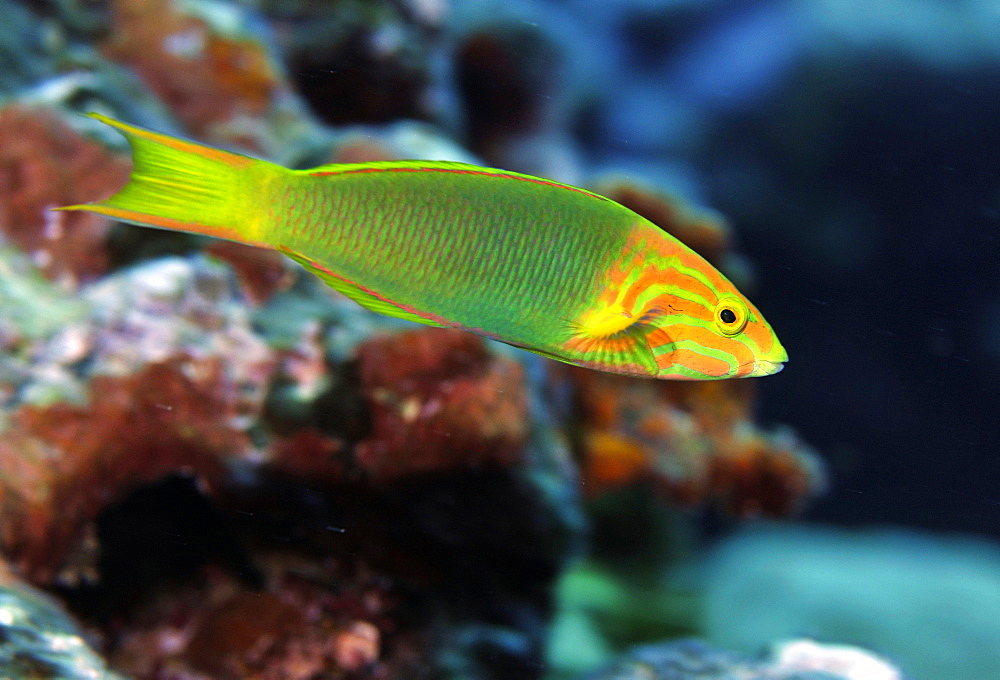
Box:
101 538 401 679
0 105 130 285
0 244 573 677
0 558 127 680
100 0 302 150
581 638 906 680
0 360 249 584
454 26 560 159
0 0 827 678
204 241 296 305
261 0 443 127
0 252 276 584
354 328 528 482
571 366 820 518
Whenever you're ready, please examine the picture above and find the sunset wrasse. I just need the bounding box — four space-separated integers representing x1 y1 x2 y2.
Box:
60 114 787 379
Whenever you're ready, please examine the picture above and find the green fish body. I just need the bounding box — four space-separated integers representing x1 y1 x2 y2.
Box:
61 114 787 380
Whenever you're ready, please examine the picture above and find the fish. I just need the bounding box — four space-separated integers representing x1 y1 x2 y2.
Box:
58 114 787 380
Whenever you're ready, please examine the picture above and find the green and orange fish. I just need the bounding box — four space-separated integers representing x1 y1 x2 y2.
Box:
59 114 786 380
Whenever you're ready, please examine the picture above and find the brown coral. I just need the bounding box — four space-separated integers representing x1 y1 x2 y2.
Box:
354 328 528 482
205 241 296 306
0 105 130 285
0 358 253 584
455 27 561 160
275 0 437 127
107 560 397 680
102 0 289 146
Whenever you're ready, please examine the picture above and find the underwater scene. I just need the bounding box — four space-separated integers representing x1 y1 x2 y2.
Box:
0 0 998 678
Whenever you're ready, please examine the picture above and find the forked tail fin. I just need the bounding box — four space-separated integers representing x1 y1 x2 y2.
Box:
58 113 282 247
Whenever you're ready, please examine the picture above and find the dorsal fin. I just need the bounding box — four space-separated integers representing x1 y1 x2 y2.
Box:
306 161 610 202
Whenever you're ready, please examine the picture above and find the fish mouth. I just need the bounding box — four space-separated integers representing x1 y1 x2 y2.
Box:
748 359 785 377
743 344 788 377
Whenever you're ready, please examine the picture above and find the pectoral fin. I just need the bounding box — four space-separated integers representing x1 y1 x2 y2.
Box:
563 306 661 377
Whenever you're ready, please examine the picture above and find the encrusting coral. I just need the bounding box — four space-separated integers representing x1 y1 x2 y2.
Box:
101 0 294 148
0 246 571 677
354 328 528 482
0 0 824 676
0 106 130 285
0 253 277 584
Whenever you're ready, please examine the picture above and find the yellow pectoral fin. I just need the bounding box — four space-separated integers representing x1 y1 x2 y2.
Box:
564 317 660 377
581 303 641 337
278 246 445 327
559 302 660 376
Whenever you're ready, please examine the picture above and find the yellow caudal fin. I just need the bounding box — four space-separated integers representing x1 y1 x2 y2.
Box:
58 113 283 247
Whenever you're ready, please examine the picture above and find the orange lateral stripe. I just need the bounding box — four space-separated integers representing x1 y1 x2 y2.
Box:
674 248 728 295
619 266 663 310
647 324 755 368
645 293 712 322
656 348 732 376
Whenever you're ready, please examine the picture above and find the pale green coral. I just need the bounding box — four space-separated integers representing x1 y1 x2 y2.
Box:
0 576 127 680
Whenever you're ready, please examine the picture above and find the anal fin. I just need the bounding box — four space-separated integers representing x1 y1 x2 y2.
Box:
279 246 445 327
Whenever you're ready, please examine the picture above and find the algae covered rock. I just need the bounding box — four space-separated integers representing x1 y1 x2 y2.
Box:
0 560 127 680
582 638 906 680
0 0 828 678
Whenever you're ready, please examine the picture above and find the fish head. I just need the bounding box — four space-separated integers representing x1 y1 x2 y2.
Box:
566 279 786 380
641 283 788 380
563 223 787 380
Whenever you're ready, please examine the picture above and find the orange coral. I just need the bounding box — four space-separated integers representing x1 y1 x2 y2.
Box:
572 367 819 518
354 328 528 482
707 435 818 517
183 591 309 677
0 105 130 284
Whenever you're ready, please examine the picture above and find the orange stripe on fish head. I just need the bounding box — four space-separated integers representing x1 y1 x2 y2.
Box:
566 220 786 379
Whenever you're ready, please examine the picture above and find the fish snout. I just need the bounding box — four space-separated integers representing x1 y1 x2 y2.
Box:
748 343 788 377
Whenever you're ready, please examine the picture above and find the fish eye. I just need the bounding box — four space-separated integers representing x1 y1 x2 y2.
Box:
714 296 748 336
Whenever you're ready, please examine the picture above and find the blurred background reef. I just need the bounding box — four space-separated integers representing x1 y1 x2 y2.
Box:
0 1 998 679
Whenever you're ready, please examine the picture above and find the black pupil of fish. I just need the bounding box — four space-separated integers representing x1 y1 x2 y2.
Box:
720 309 737 324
